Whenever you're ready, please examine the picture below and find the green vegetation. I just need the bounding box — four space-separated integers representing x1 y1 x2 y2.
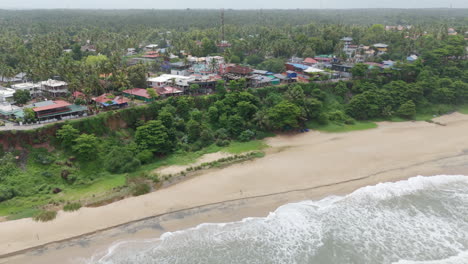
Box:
33 210 57 222
63 202 82 212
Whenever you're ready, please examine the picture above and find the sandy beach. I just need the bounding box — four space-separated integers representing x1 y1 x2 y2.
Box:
2 113 468 263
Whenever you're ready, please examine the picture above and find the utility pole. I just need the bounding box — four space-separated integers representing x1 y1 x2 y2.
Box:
221 8 225 41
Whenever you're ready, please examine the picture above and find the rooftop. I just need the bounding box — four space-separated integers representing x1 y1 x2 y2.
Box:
148 74 194 83
156 86 183 95
11 82 40 89
0 88 15 97
122 88 153 99
93 93 130 106
373 43 389 48
303 58 318 64
41 79 68 87
32 100 71 112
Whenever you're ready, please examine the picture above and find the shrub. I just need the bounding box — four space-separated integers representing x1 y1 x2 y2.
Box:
317 112 329 125
136 150 153 164
328 110 347 122
0 186 15 202
238 130 255 142
216 139 230 147
132 183 151 196
104 146 141 173
33 210 57 222
63 202 82 212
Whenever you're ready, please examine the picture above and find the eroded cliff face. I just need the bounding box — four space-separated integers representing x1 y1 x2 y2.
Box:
0 125 58 151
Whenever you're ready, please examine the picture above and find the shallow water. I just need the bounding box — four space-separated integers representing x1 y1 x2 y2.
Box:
89 175 468 264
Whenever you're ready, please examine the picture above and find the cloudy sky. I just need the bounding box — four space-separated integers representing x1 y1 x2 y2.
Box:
1 0 466 9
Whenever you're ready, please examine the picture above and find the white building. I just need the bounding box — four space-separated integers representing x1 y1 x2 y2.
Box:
0 87 16 103
40 79 69 98
147 74 195 90
144 44 158 51
11 82 42 98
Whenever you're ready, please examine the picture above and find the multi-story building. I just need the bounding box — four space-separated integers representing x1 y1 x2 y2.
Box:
40 79 69 98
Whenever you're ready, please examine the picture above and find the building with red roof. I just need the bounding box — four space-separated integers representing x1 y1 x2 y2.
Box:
303 58 318 66
122 88 156 102
92 93 130 108
31 100 87 120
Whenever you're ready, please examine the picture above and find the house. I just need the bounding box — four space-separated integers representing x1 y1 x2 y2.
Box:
147 74 195 91
0 88 15 103
144 44 158 51
40 79 69 98
0 102 23 120
407 55 419 62
127 48 137 55
303 58 318 66
341 37 357 57
226 65 253 75
30 100 87 121
11 82 41 98
285 63 309 73
217 40 231 52
273 74 292 84
382 60 395 68
188 75 222 92
448 28 458 36
314 55 333 63
170 61 190 76
373 43 389 55
81 44 96 52
331 64 353 73
286 71 297 78
92 93 130 108
122 88 156 102
249 75 273 88
155 86 184 97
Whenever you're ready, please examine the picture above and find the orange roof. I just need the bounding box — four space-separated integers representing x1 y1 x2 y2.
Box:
303 58 318 64
33 100 71 112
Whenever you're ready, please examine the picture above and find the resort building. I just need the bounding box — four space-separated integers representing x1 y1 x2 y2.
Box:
40 79 69 98
30 100 87 121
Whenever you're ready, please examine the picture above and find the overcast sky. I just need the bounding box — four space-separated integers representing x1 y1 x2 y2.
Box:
1 0 467 9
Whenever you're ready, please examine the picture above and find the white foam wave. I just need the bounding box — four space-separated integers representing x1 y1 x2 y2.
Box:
393 250 468 264
90 175 468 264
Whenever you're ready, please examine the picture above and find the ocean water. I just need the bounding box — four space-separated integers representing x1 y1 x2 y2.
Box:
89 175 468 264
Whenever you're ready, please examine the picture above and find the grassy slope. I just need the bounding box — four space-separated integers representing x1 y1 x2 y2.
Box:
0 140 270 220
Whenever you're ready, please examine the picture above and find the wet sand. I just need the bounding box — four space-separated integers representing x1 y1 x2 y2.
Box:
2 113 468 263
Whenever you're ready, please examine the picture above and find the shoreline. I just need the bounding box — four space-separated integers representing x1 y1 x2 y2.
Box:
2 112 468 262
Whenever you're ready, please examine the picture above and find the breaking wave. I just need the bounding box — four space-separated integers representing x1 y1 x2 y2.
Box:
89 175 468 264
